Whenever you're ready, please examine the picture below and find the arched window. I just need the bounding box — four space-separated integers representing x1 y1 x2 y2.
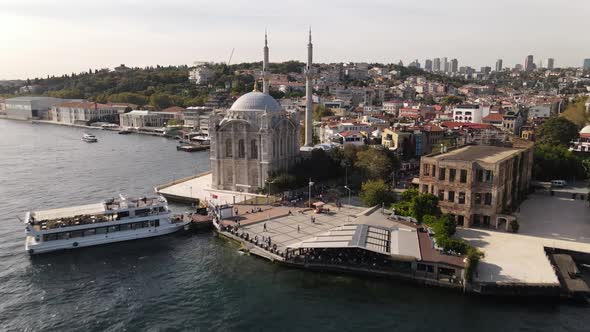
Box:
238 139 245 158
279 137 284 157
225 139 232 157
251 139 258 159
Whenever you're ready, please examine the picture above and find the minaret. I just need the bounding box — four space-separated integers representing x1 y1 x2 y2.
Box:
262 30 270 94
304 28 313 147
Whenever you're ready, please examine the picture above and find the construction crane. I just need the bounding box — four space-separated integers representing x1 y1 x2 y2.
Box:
227 48 235 66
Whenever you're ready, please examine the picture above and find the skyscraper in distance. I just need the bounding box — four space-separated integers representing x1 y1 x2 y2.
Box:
425 59 433 72
433 58 441 72
524 55 534 71
442 57 449 73
547 58 554 70
495 59 503 72
450 59 458 73
584 59 590 70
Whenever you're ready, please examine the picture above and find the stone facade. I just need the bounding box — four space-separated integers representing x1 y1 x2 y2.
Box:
209 91 300 193
418 143 533 228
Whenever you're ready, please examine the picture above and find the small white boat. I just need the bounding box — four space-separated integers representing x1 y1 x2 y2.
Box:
24 194 189 255
82 133 98 143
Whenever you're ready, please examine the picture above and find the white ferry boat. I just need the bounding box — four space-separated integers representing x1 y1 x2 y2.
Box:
24 195 188 255
82 133 98 142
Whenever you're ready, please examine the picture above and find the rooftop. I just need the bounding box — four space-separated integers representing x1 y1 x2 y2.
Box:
429 145 522 164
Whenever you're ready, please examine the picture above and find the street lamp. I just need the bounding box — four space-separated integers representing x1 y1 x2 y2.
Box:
308 178 315 208
341 160 350 187
344 185 351 206
266 179 275 204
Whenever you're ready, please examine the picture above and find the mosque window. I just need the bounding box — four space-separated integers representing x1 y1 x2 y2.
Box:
251 140 258 159
238 139 245 158
225 139 233 157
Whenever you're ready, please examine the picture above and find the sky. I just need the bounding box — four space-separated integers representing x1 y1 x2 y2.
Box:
1 0 589 79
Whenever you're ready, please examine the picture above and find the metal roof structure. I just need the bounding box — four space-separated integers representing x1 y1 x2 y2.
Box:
288 224 421 260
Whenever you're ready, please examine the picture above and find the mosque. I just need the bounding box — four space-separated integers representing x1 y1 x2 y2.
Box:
208 31 315 193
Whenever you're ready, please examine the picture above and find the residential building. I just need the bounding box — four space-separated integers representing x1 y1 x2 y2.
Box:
528 105 551 120
381 128 423 157
442 57 449 73
524 55 534 72
425 59 433 72
119 110 180 128
495 59 503 72
502 110 525 135
452 104 485 123
418 143 533 228
49 101 118 125
4 96 65 120
189 62 215 85
450 59 458 73
433 58 441 72
184 106 214 133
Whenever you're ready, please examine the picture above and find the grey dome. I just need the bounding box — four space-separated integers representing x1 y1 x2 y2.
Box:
230 91 281 112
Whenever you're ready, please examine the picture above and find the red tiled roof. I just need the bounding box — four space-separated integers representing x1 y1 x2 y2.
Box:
482 113 503 122
338 130 360 137
417 231 466 268
57 101 112 109
440 121 495 130
162 106 186 113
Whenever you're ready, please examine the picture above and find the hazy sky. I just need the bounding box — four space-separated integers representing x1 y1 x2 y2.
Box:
1 0 589 79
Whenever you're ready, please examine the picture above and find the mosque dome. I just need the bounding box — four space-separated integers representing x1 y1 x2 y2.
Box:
580 125 590 137
230 91 281 112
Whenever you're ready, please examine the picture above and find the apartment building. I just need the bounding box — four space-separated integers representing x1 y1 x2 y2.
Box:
418 143 533 228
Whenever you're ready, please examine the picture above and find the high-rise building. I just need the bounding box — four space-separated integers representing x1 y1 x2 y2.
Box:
450 59 458 73
443 57 449 73
495 59 503 72
481 66 491 74
547 58 554 70
433 58 441 72
583 59 590 70
425 59 433 72
524 55 534 72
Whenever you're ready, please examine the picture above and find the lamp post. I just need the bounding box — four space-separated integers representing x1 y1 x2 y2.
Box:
344 185 351 206
266 179 275 204
308 178 315 208
341 160 350 187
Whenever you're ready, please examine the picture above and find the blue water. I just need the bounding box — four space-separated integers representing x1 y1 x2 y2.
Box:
0 119 588 331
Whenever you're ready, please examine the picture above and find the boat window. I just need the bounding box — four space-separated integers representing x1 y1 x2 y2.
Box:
96 227 107 234
118 211 129 219
108 225 120 233
155 220 160 227
44 234 58 241
142 221 150 228
158 207 166 212
149 220 155 227
57 232 70 240
135 209 149 217
84 229 96 236
131 222 141 230
70 230 83 238
120 224 131 231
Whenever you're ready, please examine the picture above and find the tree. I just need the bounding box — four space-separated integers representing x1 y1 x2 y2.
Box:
108 92 148 106
360 179 393 206
560 97 589 128
533 144 584 181
411 193 440 222
313 104 333 121
536 117 579 147
149 93 173 109
355 148 394 180
441 95 464 106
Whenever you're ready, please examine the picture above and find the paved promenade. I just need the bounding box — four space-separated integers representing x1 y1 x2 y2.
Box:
458 193 590 286
235 203 367 251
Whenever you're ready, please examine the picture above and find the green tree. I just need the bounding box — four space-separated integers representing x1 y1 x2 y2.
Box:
560 97 589 128
533 144 584 180
313 104 334 121
360 179 394 206
355 148 394 180
536 117 579 146
149 93 173 109
411 193 440 222
107 92 148 106
441 95 464 105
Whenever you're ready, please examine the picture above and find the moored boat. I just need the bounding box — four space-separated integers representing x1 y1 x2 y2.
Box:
24 194 188 255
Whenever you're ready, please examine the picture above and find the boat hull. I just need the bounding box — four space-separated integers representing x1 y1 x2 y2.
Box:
25 222 187 255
